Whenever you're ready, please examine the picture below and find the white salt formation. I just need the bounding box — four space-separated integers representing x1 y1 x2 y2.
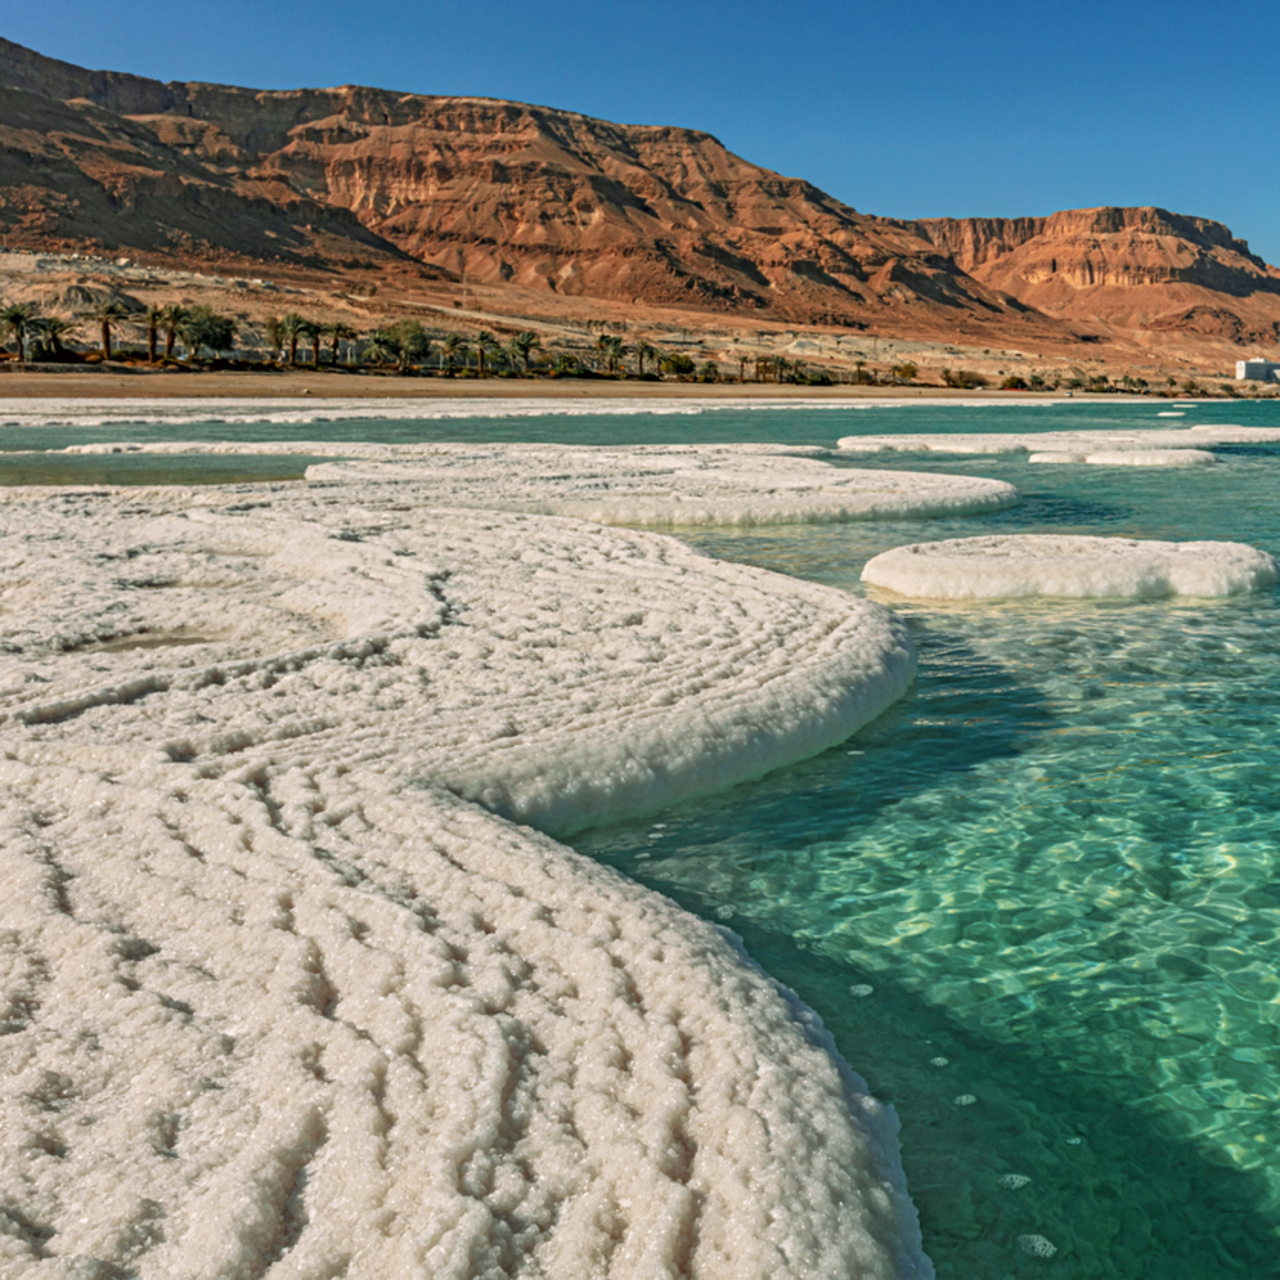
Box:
56 441 1021 526
0 484 930 1279
1027 449 1217 467
861 534 1279 601
838 423 1280 456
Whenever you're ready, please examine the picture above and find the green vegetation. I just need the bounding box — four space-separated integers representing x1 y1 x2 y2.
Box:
942 368 988 389
1 303 33 362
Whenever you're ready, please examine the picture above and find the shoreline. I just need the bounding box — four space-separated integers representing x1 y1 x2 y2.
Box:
0 370 1154 402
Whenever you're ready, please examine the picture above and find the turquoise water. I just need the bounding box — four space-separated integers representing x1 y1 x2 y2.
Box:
11 399 1280 1277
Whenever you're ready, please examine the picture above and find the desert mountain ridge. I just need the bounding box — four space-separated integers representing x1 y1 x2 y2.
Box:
1 36 1278 370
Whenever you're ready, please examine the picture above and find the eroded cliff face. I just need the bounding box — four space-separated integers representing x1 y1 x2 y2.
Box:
0 37 1059 334
914 208 1280 342
3 36 1279 356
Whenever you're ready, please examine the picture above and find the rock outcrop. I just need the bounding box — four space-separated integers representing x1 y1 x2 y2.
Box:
914 208 1280 346
0 37 1058 336
2 36 1279 359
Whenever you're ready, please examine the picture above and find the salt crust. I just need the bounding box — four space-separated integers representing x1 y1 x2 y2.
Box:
58 442 1022 527
1027 449 1217 467
861 534 1279 600
0 484 929 1278
838 424 1280 455
0 396 1055 428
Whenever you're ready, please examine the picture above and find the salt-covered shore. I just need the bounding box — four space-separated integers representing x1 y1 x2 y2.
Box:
0 473 933 1278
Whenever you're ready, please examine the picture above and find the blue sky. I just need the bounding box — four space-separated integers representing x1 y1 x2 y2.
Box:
8 1 1277 262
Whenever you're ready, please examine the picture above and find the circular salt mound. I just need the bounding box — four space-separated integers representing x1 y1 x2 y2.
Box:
0 488 931 1278
1028 449 1216 467
862 535 1279 601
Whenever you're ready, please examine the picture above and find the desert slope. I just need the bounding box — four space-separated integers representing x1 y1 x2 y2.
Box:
914 207 1280 352
0 37 1056 338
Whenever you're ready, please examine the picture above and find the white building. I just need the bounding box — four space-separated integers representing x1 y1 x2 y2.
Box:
1236 358 1280 381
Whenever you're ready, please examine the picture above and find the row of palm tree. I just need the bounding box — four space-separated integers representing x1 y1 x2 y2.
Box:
1 300 241 363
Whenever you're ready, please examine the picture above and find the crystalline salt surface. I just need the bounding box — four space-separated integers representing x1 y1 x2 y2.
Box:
0 481 930 1278
862 534 1278 601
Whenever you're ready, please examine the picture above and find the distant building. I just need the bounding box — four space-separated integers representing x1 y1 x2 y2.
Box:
1236 358 1280 381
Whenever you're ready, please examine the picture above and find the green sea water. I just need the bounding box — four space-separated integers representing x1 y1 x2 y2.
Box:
9 398 1280 1277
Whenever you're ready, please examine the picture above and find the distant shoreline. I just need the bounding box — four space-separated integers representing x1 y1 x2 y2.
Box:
0 370 1164 402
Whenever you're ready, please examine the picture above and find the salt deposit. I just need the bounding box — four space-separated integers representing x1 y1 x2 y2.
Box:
55 441 1022 526
1027 449 1217 467
862 535 1278 601
838 424 1280 455
0 483 930 1278
0 396 1050 428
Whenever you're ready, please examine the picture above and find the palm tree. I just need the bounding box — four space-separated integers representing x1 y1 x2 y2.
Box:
161 305 188 359
508 331 541 374
28 316 77 360
2 304 33 362
264 315 285 363
90 299 129 361
322 321 356 366
474 330 500 377
279 312 308 365
442 333 463 374
141 306 163 362
388 320 429 372
595 333 614 373
361 330 400 368
305 320 322 369
634 340 657 377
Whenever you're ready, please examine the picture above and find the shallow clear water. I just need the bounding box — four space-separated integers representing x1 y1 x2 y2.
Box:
11 398 1280 1277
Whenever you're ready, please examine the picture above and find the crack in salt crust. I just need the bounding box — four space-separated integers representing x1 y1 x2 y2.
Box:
838 424 1280 456
53 442 1021 526
0 484 929 1278
862 534 1279 600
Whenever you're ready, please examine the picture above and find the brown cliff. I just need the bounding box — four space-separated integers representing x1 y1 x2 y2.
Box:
914 208 1280 349
2 37 1278 365
0 37 1063 341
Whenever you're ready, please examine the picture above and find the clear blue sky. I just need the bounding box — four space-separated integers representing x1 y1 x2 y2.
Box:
8 1 1277 262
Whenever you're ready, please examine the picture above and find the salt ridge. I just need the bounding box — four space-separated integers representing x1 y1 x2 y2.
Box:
838 424 1280 455
54 442 1022 527
862 534 1279 600
1027 449 1217 467
0 396 1067 428
0 483 929 1278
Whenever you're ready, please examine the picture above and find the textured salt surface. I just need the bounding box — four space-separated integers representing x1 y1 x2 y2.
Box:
838 424 1280 455
862 534 1279 600
1027 449 1217 467
57 442 1021 526
0 484 928 1278
0 396 1057 428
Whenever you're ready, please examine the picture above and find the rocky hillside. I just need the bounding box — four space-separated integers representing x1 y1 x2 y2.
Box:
914 208 1280 347
2 36 1278 361
0 37 1062 339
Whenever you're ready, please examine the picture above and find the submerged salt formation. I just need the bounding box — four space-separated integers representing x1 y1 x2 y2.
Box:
838 423 1280 456
861 534 1279 601
54 441 1021 526
1027 449 1217 467
0 484 930 1279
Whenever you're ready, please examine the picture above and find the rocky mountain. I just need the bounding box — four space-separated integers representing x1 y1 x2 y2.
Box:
913 208 1280 348
0 37 1062 340
1 36 1278 361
